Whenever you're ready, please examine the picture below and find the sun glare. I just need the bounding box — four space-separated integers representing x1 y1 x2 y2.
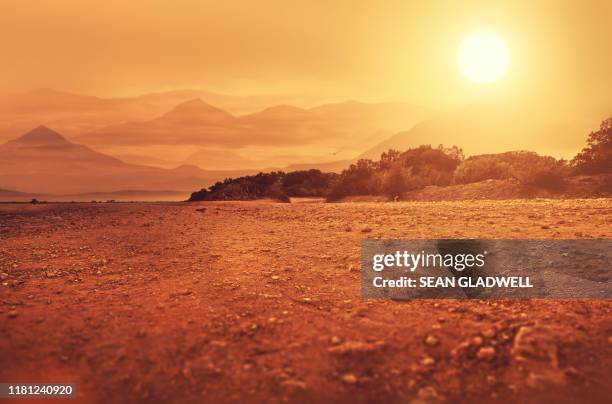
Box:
458 31 509 83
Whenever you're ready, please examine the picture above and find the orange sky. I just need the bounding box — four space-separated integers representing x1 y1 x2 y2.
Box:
0 0 610 115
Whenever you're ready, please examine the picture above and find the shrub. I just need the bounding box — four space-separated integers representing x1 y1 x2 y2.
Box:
382 165 407 197
513 157 569 190
454 156 513 184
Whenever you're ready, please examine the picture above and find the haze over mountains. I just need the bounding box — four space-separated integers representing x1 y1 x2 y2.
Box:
0 88 330 141
0 88 606 197
76 98 430 169
0 126 256 195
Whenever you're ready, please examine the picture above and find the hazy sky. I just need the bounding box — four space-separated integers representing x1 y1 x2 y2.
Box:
1 0 610 112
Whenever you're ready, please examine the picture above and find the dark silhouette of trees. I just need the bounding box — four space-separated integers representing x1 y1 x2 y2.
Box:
328 144 463 200
571 117 612 174
189 170 338 202
188 120 611 203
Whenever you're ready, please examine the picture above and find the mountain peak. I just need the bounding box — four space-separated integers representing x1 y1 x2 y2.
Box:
163 98 234 122
14 126 71 145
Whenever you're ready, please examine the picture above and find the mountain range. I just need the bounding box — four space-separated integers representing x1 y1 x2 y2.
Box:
0 126 257 194
0 89 605 197
74 98 429 168
0 88 332 141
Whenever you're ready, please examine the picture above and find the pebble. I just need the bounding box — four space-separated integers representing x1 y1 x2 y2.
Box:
476 346 496 361
8 310 18 319
417 386 438 400
424 335 439 346
421 356 435 366
471 336 483 347
281 379 307 391
342 373 358 384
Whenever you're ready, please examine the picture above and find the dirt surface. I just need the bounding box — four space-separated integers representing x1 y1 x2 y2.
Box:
0 199 611 403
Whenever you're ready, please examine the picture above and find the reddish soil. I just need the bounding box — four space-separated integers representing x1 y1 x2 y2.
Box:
0 199 611 403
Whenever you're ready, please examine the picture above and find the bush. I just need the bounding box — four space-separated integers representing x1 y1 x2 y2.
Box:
382 165 406 197
513 157 569 190
281 169 337 197
454 157 513 184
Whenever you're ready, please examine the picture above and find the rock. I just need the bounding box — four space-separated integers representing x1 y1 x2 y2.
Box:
330 336 342 345
421 356 435 366
210 340 227 348
482 328 496 338
342 373 358 384
512 325 558 367
281 379 307 391
328 340 385 355
344 225 352 232
476 346 496 361
8 310 18 319
361 227 373 233
417 386 438 400
471 336 483 347
511 325 566 387
424 335 439 346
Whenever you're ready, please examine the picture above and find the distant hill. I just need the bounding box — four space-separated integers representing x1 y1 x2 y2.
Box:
0 126 257 194
361 95 601 160
0 188 190 202
0 88 325 140
284 159 354 173
76 99 428 164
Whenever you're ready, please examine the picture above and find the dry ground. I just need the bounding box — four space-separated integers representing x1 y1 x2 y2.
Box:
0 199 611 403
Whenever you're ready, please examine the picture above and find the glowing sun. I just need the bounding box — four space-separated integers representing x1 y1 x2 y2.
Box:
458 31 509 83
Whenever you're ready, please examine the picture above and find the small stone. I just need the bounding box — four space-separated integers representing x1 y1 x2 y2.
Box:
344 225 352 232
281 379 307 391
476 346 496 361
417 386 438 400
210 340 227 348
361 227 372 233
330 336 342 345
482 328 496 338
271 275 280 280
7 310 18 319
421 356 435 366
424 335 439 346
471 336 483 347
342 373 358 384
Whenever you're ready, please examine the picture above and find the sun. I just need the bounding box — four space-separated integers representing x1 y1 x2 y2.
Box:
458 31 509 83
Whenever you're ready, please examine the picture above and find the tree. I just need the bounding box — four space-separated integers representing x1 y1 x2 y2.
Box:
571 118 612 174
383 165 406 197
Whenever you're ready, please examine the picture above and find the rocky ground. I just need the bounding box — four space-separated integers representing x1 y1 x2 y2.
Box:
0 199 610 403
